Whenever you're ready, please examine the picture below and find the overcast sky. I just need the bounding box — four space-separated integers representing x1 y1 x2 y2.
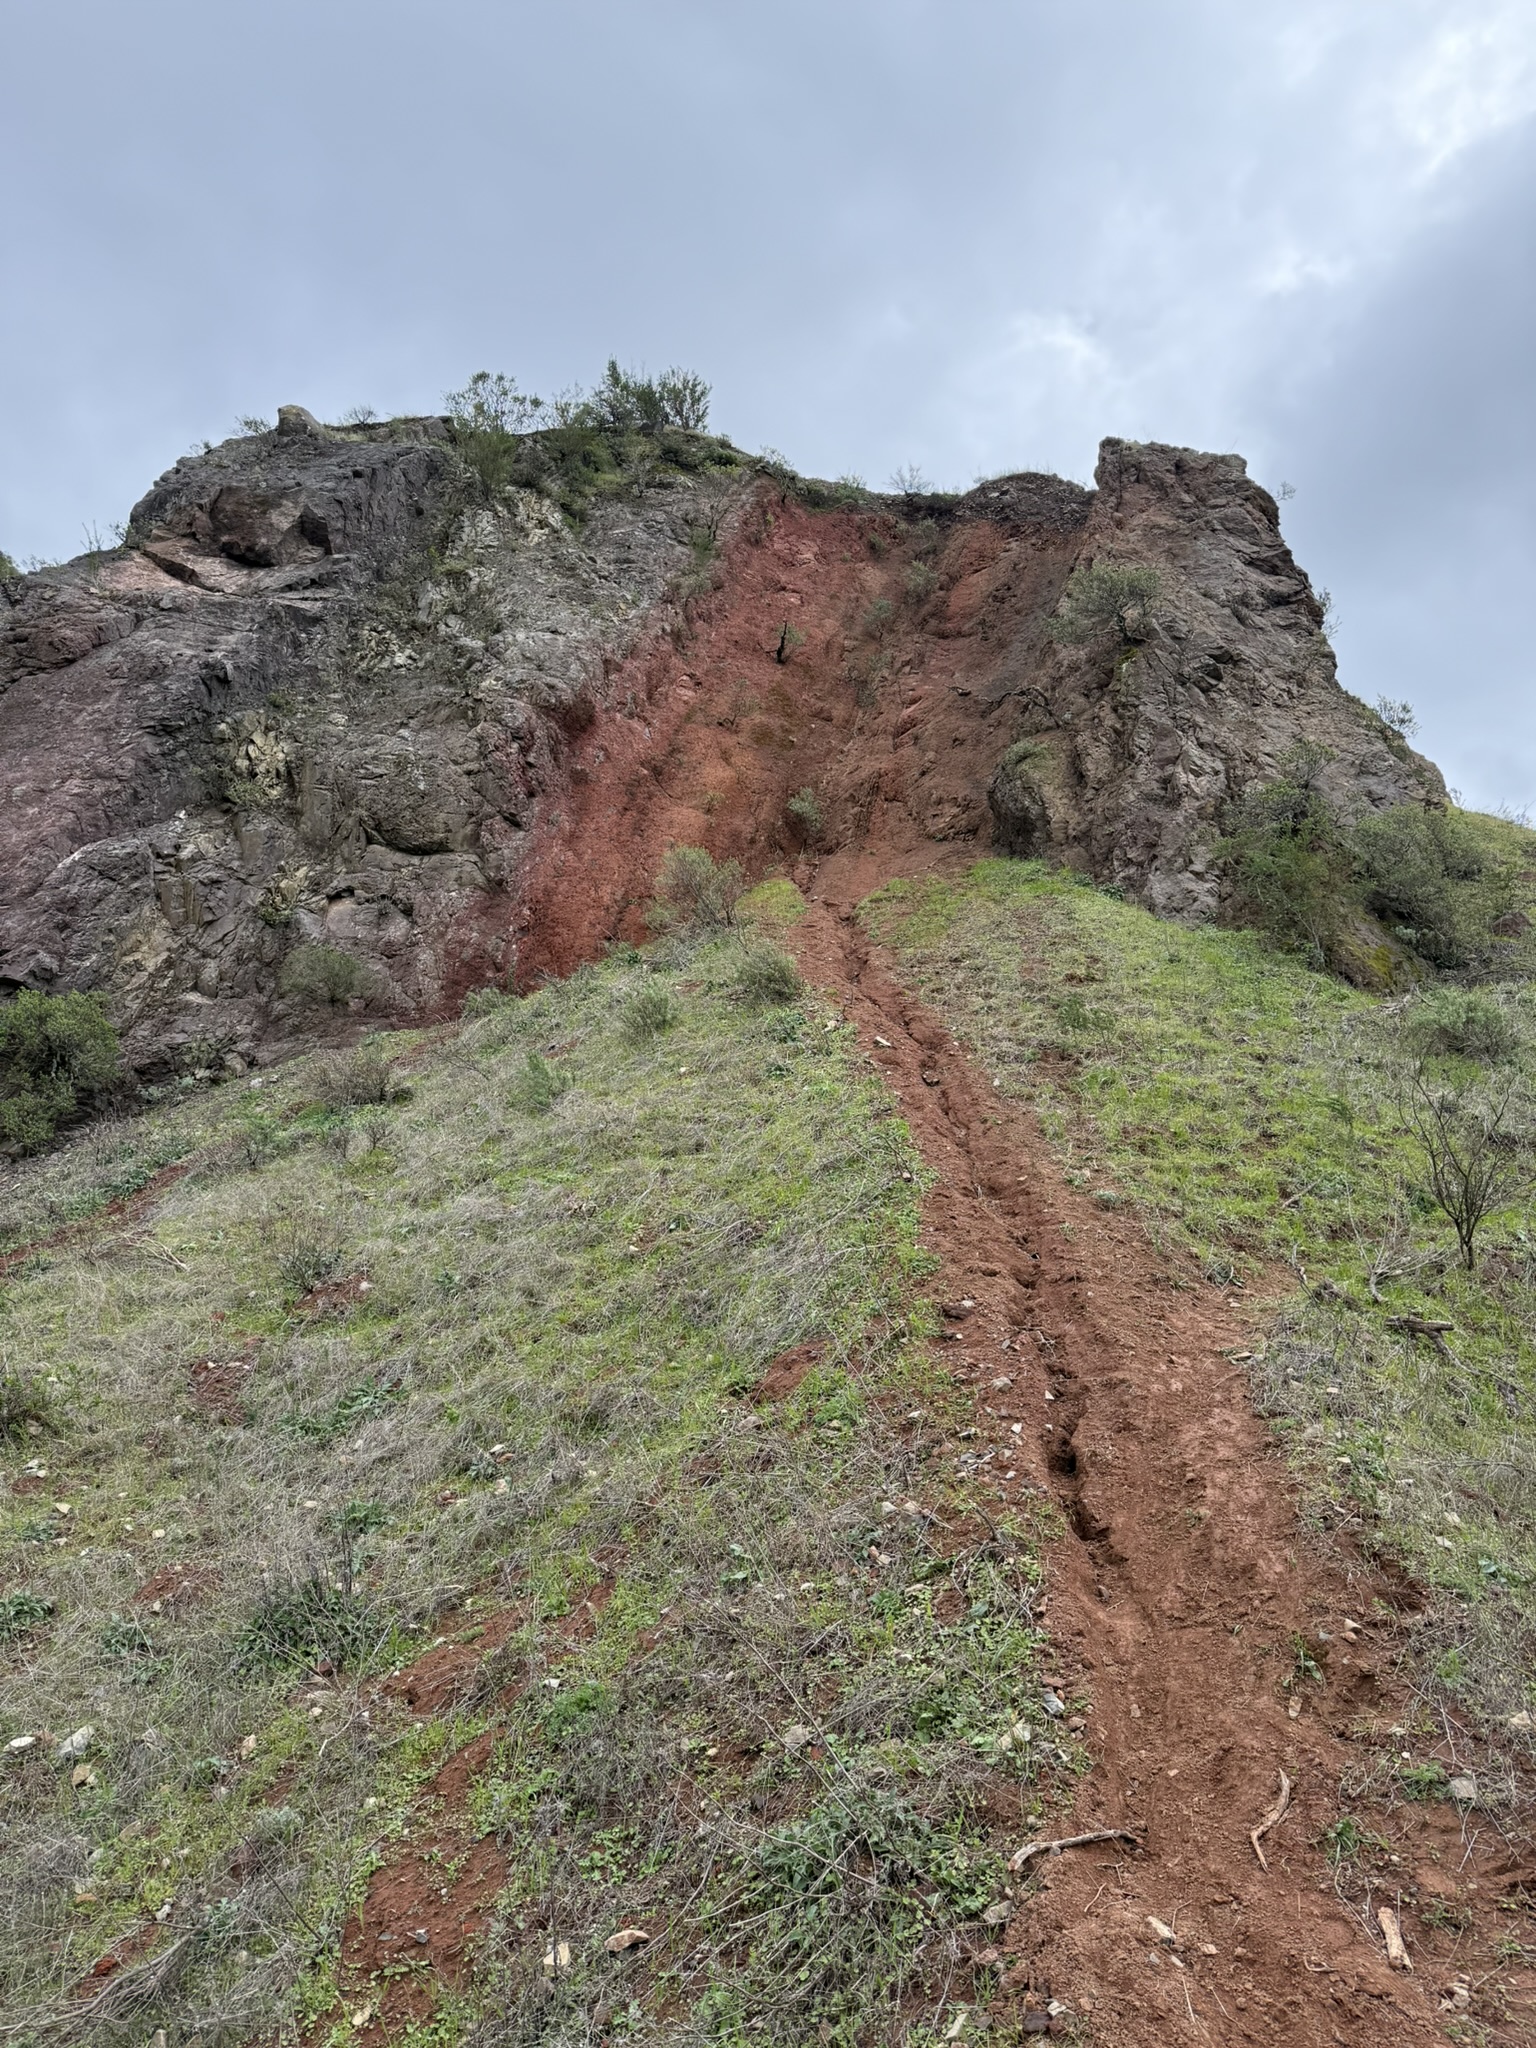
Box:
3 0 1532 810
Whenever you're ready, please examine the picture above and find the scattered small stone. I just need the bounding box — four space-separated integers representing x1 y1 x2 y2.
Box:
1148 1916 1176 1944
543 1940 572 1978
6 1735 37 1755
980 1900 1013 1927
605 1926 651 1953
1447 1774 1477 1806
1505 1709 1534 1733
1041 1689 1065 1718
411 1927 429 1944
780 1724 813 1752
55 1726 93 1764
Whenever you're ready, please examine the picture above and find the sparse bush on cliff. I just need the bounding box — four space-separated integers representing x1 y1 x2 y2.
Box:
786 786 824 844
279 943 374 1010
585 360 711 435
0 990 121 1156
1048 560 1162 647
649 847 745 935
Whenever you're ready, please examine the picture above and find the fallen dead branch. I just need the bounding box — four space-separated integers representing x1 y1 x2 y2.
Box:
1377 1904 1412 1970
1248 1769 1292 1871
1009 1826 1142 1872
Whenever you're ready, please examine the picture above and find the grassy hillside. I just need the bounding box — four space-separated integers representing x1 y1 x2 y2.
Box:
0 937 1069 2047
866 856 1536 1737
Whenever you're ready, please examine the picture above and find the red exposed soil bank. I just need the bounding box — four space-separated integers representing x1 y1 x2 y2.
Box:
509 488 1078 984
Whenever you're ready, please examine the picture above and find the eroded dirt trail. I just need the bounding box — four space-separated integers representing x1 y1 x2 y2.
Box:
790 892 1453 2047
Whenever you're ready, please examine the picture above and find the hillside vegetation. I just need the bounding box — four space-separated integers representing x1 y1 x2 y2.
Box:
0 926 1073 2047
866 844 1536 1739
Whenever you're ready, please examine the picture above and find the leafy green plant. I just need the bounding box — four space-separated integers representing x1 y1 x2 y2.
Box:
860 596 896 642
1354 804 1516 970
0 1592 54 1643
510 1049 573 1113
904 561 938 606
649 846 745 935
1216 745 1356 964
1404 989 1520 1064
1048 561 1161 646
0 990 121 1156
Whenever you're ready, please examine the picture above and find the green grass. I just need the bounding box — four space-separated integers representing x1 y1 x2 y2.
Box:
865 857 1536 1733
0 938 1066 2045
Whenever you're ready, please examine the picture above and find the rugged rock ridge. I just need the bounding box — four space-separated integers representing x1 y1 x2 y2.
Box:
0 418 1443 1069
0 409 738 1068
985 439 1444 916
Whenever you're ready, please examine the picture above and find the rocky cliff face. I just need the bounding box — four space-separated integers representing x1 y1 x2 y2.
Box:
0 407 740 1070
0 416 1443 1071
982 439 1443 917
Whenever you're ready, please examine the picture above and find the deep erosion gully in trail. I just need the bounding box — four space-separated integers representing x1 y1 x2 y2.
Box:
789 889 1479 2047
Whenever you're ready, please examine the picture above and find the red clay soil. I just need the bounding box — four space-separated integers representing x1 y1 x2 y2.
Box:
509 486 1074 984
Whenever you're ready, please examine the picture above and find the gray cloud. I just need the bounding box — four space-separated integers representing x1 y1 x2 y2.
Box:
2 0 1531 804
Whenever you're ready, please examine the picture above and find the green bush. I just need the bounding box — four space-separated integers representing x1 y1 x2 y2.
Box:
585 360 711 435
623 985 681 1042
1216 748 1356 964
1048 561 1161 646
649 847 745 935
235 1570 377 1674
1354 805 1515 970
279 944 373 1009
0 1592 54 1643
1404 989 1521 1064
313 1042 402 1107
0 990 121 1156
510 1050 572 1113
785 786 824 843
904 561 938 606
735 946 804 1008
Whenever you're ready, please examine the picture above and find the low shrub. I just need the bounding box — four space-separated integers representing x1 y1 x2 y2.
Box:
0 990 121 1156
623 985 681 1041
1404 989 1521 1064
1354 805 1516 970
785 786 824 843
1215 746 1356 965
904 560 938 606
235 1570 378 1674
0 1592 53 1643
510 1050 572 1112
735 946 804 1008
649 846 745 935
0 1368 53 1444
313 1042 402 1107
